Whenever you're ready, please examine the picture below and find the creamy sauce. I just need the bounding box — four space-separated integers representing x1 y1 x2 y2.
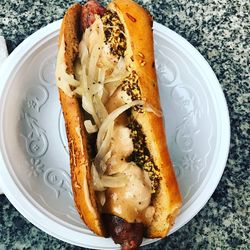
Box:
105 86 132 113
103 88 154 222
106 125 133 175
105 86 132 125
57 20 155 223
111 125 133 157
103 162 152 223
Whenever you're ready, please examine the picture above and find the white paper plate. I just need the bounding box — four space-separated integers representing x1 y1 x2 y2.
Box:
0 20 230 249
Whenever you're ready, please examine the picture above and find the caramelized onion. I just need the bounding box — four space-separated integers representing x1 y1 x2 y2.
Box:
144 103 163 117
84 120 98 134
91 164 128 191
96 100 144 150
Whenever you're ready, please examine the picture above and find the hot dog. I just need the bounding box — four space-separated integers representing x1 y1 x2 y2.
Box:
56 0 182 249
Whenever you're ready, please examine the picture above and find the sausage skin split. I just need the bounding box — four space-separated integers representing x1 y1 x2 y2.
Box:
80 1 144 249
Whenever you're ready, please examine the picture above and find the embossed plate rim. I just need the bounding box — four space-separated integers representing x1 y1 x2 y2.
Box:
0 20 230 249
154 22 230 229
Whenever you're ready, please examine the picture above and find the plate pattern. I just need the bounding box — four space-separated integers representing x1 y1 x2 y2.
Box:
0 21 229 249
154 33 213 205
19 62 83 227
17 28 214 225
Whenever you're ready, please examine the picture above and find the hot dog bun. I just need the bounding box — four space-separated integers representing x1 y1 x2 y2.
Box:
58 3 106 236
57 0 182 240
108 0 181 237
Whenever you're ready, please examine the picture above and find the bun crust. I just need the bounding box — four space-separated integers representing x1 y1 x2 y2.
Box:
108 0 182 237
58 3 106 236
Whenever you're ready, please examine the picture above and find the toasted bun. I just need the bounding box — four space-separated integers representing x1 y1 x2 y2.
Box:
108 0 182 238
57 0 181 239
58 3 106 236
